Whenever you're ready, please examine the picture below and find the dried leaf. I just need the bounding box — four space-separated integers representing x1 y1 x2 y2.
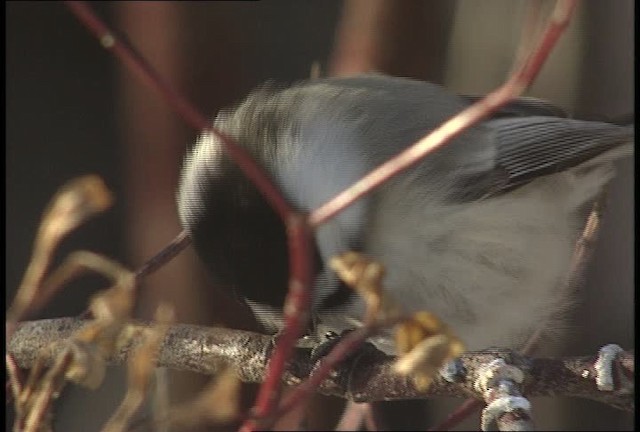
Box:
330 252 400 324
394 312 464 390
38 175 113 249
64 341 106 390
7 176 113 328
102 304 174 432
166 367 241 428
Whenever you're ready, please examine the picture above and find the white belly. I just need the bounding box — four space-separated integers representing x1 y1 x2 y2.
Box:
322 162 616 353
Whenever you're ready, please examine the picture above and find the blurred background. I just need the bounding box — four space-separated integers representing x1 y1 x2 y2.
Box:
6 1 633 430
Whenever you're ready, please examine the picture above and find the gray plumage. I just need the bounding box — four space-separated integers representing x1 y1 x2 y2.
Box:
177 74 633 353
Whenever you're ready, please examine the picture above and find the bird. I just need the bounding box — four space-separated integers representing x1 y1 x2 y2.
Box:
177 74 633 354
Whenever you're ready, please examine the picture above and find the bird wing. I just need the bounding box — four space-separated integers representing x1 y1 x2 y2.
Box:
485 117 633 195
461 94 569 119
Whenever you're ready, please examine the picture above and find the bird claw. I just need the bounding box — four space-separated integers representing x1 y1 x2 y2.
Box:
439 357 467 383
593 344 624 392
474 356 532 431
310 330 350 363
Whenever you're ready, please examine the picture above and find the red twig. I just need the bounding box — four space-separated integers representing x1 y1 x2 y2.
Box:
133 230 192 282
64 1 293 221
64 3 316 430
275 321 395 419
308 0 578 227
241 215 314 431
426 3 579 430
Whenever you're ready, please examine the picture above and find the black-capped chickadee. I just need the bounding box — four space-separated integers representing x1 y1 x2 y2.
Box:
177 74 633 353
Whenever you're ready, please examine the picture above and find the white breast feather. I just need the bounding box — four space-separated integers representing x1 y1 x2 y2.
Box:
320 159 618 353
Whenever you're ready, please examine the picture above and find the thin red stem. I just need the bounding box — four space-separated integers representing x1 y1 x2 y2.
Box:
276 322 391 418
240 215 314 431
64 3 316 428
64 1 293 221
308 0 578 227
134 230 192 282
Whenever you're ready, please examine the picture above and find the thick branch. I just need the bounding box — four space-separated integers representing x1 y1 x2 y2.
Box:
9 319 634 412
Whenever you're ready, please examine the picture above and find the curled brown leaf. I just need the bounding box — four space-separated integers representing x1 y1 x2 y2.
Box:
394 312 464 390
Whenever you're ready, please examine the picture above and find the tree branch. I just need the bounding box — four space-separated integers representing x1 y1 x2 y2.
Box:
9 318 634 413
